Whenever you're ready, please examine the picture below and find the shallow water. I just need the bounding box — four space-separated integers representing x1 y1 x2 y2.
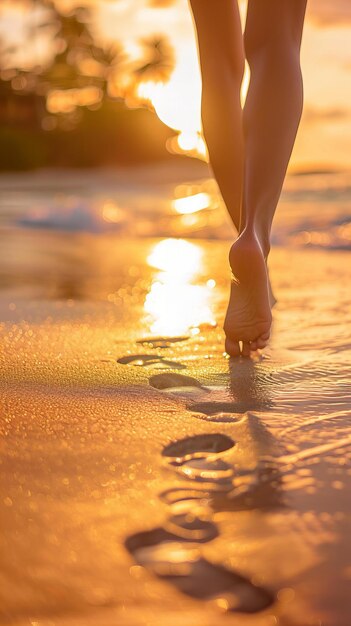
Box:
0 164 350 249
0 166 351 626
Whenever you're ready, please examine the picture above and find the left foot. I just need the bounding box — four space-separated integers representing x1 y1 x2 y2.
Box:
224 233 272 357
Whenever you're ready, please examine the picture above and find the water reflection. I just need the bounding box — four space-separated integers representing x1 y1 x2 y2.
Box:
145 238 216 336
172 192 211 215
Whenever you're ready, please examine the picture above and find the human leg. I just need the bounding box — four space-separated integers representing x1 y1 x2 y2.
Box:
225 0 307 356
189 0 245 232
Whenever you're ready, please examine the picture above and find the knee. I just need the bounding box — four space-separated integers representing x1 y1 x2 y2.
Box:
200 51 245 90
244 26 301 70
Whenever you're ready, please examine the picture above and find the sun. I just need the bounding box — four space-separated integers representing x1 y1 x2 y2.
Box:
136 40 207 158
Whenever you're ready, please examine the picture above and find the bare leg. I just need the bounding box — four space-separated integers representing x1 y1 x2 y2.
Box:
188 0 244 232
225 0 307 356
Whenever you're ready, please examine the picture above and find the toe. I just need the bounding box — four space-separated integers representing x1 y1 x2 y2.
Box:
256 335 270 349
250 340 258 351
225 338 241 357
241 341 251 357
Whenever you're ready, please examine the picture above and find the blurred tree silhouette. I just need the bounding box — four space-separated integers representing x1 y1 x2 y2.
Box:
0 1 176 169
133 36 174 83
0 1 174 129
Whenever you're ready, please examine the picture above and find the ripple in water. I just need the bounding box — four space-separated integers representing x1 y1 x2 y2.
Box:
173 458 235 485
164 513 218 542
162 433 235 461
159 487 209 505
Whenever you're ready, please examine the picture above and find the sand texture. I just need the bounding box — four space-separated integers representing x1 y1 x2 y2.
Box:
1 230 351 626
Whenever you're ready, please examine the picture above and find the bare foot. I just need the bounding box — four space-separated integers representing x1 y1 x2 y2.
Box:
224 233 272 357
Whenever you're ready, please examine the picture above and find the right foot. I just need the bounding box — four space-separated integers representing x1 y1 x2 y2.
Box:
224 234 272 357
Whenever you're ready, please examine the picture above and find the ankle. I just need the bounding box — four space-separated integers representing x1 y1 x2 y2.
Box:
238 226 271 258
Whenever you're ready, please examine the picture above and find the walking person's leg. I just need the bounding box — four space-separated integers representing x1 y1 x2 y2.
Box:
189 0 307 357
189 0 245 233
224 0 306 356
242 0 307 252
225 0 307 356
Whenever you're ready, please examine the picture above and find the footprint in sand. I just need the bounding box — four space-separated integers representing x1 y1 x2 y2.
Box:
150 376 281 508
125 364 274 612
149 372 205 394
125 535 273 613
136 335 190 349
126 514 218 551
126 430 274 612
162 433 235 459
117 354 185 370
149 372 249 422
162 433 236 487
162 432 281 511
160 464 283 514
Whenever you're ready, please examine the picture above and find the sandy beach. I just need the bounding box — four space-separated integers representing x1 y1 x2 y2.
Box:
1 0 351 621
1 167 351 626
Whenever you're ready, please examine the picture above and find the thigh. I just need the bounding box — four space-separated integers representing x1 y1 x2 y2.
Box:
189 0 244 73
244 0 307 53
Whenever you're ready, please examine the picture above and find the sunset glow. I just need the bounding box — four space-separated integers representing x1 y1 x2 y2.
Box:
0 0 350 168
136 40 206 158
99 0 351 169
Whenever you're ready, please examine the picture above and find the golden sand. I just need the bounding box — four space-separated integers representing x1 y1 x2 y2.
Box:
1 233 351 626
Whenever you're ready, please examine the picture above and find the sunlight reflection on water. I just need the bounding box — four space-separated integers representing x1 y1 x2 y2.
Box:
172 192 211 215
145 238 216 335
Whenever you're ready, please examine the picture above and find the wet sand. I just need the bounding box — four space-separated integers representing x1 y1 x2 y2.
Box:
1 232 351 626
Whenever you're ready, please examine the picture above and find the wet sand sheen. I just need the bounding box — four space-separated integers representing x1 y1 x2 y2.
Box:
1 237 351 625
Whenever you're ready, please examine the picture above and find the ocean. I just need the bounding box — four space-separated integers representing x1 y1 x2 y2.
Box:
0 162 350 250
